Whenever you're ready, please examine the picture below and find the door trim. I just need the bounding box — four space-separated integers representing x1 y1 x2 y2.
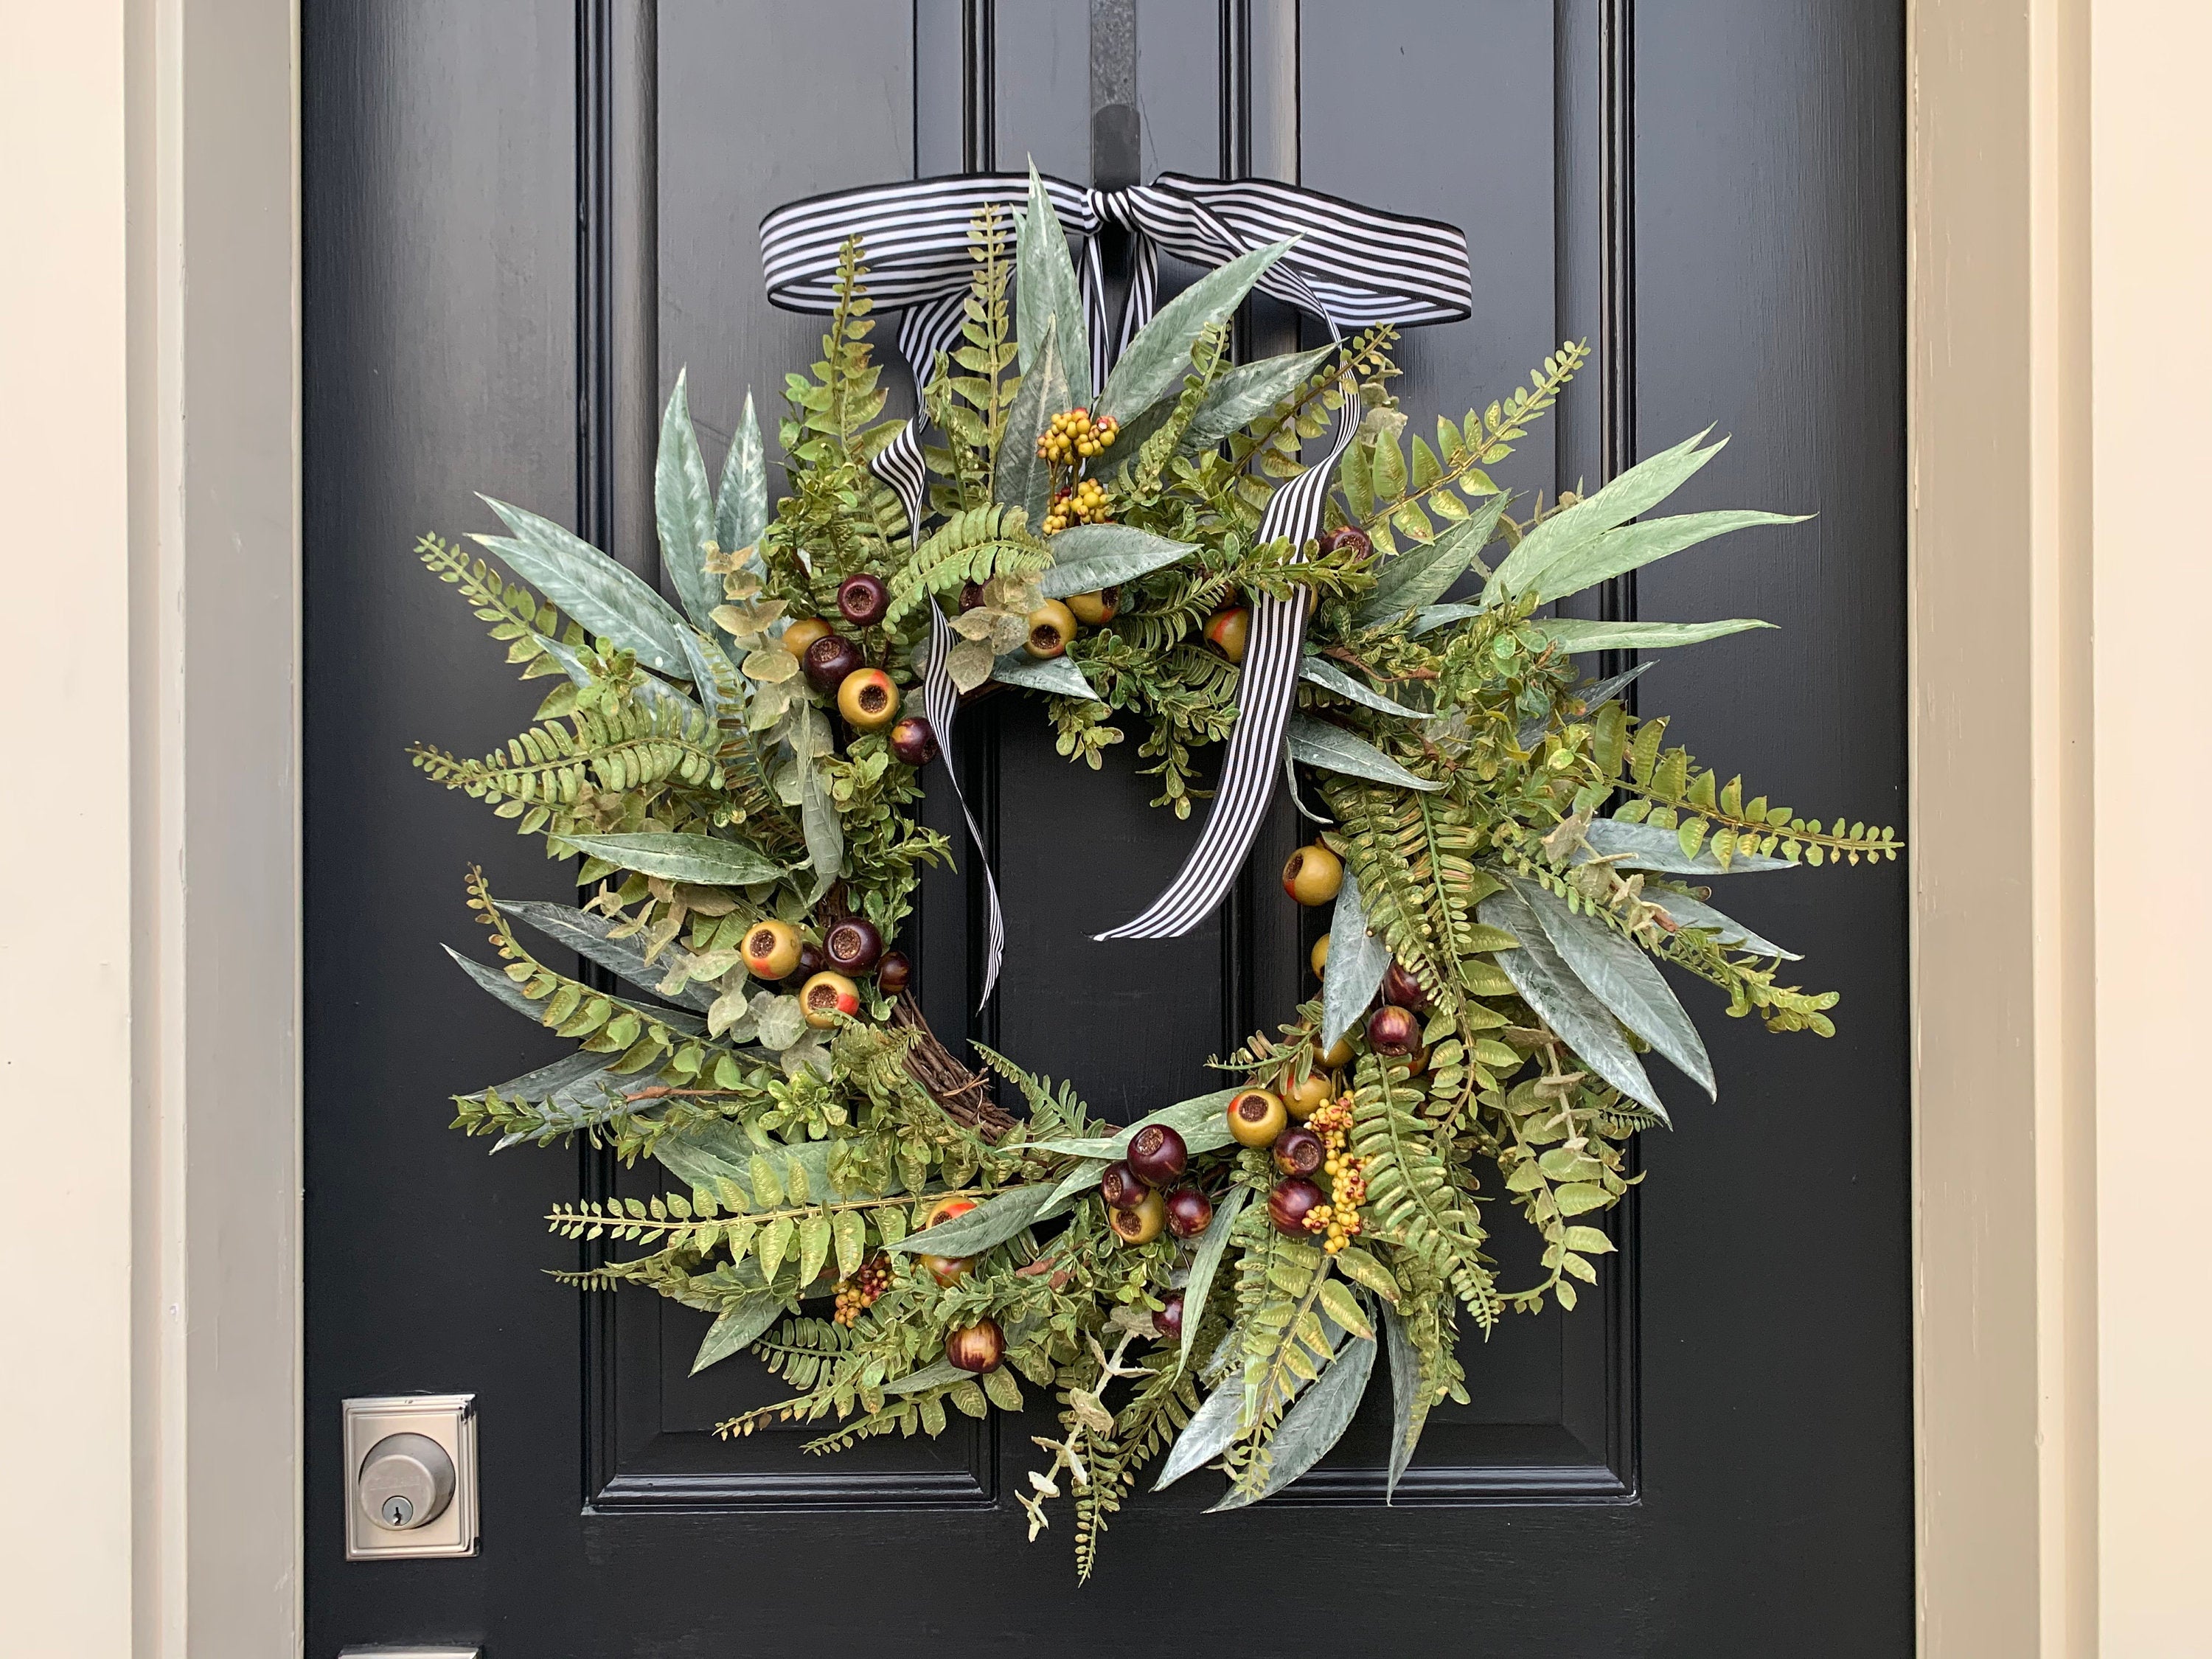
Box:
20 0 2194 1651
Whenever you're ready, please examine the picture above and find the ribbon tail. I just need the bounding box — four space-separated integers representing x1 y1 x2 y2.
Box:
923 602 1006 1007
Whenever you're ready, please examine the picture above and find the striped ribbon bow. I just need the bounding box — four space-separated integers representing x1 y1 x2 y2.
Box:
761 170 1470 1002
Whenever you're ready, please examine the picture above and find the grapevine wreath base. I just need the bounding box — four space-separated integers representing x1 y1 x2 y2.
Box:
417 168 1896 1576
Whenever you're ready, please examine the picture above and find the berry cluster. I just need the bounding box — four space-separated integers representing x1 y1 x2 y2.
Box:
1035 406 1119 465
1042 476 1112 535
832 1253 892 1325
1303 1094 1367 1253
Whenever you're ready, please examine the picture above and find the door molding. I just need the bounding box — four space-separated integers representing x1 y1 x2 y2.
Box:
17 0 2200 1651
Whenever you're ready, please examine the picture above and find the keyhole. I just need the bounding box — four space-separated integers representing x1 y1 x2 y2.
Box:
382 1495 414 1528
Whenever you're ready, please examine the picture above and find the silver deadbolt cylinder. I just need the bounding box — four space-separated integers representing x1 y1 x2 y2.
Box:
358 1431 457 1531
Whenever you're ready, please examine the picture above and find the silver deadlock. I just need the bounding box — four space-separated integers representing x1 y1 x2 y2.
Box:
344 1394 479 1560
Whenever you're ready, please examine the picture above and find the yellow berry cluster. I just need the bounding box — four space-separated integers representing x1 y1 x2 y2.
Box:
1302 1094 1367 1253
832 1254 892 1326
1035 406 1119 465
1041 477 1112 534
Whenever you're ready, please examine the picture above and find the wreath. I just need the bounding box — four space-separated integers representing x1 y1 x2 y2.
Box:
414 168 1898 1576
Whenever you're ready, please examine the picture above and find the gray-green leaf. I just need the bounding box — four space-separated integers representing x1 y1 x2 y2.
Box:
474 496 694 675
1179 343 1336 452
1529 616 1775 654
1208 1326 1377 1512
991 649 1099 700
1180 1185 1250 1372
1285 715 1443 791
1354 496 1506 625
1027 1087 1244 1162
799 759 843 903
714 389 769 566
1651 888 1800 959
690 1295 783 1375
1507 875 1714 1100
1381 1299 1431 1501
885 1183 1052 1258
1154 1381 1246 1492
563 831 782 887
995 316 1066 524
1299 656 1429 720
1015 164 1090 406
496 898 716 1011
1478 885 1666 1119
1583 818 1792 874
1099 241 1291 425
1321 870 1392 1048
655 369 720 633
1485 428 1725 602
1038 523 1197 597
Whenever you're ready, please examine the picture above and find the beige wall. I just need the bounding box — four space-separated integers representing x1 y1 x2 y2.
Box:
1 1 2206 1653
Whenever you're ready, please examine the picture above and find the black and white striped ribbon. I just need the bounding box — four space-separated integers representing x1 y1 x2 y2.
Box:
760 169 1469 987
920 600 1006 1008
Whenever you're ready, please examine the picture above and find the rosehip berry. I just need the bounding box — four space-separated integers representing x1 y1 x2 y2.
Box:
803 632 862 692
946 1318 1004 1374
1099 1161 1149 1211
825 917 883 973
1269 1177 1326 1236
836 572 889 626
1367 1004 1421 1056
1108 1189 1166 1245
1382 961 1429 1010
1225 1088 1289 1148
1125 1124 1188 1188
1164 1186 1214 1239
1204 605 1250 664
1153 1294 1185 1340
800 970 862 1028
875 950 912 995
1272 1127 1324 1178
1025 599 1077 659
889 715 939 768
1066 587 1119 625
837 667 900 731
741 918 801 980
1285 1071 1334 1121
1282 844 1343 906
790 941 827 981
782 617 832 661
1319 525 1372 559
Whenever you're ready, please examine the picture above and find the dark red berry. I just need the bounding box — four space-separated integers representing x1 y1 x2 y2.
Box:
1272 1127 1324 1178
1319 525 1372 559
1367 1004 1421 1057
945 1318 1004 1374
1099 1161 1149 1211
1164 1186 1213 1239
837 572 889 626
825 917 883 973
1381 961 1429 1011
788 942 827 981
957 580 987 613
1153 1295 1185 1340
889 715 939 768
1125 1124 1188 1189
1268 1177 1326 1236
803 632 862 692
875 950 911 995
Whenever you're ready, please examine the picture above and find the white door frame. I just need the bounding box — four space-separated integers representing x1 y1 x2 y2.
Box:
6 2 2205 1653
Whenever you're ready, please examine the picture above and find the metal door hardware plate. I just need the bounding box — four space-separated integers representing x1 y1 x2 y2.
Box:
342 1394 479 1561
337 1649 481 1658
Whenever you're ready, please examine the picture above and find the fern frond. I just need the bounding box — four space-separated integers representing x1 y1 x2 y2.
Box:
883 504 1048 627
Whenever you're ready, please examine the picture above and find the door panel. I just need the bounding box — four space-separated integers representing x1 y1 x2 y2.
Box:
306 3 1907 1652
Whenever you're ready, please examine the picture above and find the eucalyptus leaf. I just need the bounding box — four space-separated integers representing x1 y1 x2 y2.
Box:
1408 603 1484 637
1530 616 1775 654
475 496 693 675
1299 656 1429 721
1209 1326 1376 1512
1651 888 1800 960
1478 886 1667 1119
1180 1186 1251 1371
883 1356 969 1397
690 1295 783 1375
1381 1299 1432 1501
444 945 551 1026
1485 429 1725 602
1038 523 1197 598
1509 509 1810 608
1015 164 1089 405
1037 1157 1110 1221
1354 495 1507 625
1154 1380 1246 1491
1519 663 1650 750
1285 715 1443 792
714 389 769 568
496 898 717 1012
1099 241 1291 425
655 369 720 633
1321 871 1392 1048
885 1183 1052 1257
1179 343 1336 452
563 831 783 887
991 650 1099 700
1028 1087 1244 1162
995 316 1066 524
1582 817 1792 874
1506 875 1715 1100
799 759 844 903
470 1048 615 1107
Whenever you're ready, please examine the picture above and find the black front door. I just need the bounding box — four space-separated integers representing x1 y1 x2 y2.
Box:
305 3 1908 1652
